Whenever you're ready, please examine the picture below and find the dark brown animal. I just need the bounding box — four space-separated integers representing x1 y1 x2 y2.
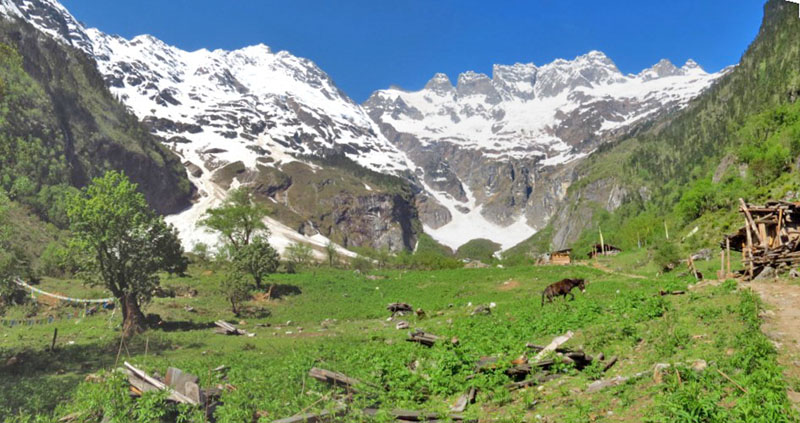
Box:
541 278 586 306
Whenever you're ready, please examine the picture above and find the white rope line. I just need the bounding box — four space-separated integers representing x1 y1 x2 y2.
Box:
13 277 115 304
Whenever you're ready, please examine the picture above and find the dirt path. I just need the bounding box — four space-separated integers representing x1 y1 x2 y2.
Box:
748 279 800 406
588 261 647 280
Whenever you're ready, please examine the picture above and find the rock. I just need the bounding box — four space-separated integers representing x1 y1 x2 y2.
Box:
415 308 426 318
691 360 707 372
753 266 777 281
791 269 800 279
471 305 491 316
653 363 671 384
691 249 712 261
395 321 409 330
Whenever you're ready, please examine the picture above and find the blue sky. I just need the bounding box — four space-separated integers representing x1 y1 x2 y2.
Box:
61 0 765 102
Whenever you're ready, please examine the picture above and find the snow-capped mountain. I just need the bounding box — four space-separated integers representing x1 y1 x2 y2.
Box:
1 0 729 252
364 53 727 249
0 0 417 255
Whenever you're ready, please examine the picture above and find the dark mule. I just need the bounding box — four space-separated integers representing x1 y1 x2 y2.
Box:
541 278 586 306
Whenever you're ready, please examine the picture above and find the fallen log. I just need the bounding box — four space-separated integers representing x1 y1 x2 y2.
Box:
272 404 347 423
214 320 253 336
362 408 474 422
407 330 439 347
387 303 413 315
450 387 476 413
506 373 563 391
602 356 618 372
532 331 573 361
308 368 363 393
657 290 686 296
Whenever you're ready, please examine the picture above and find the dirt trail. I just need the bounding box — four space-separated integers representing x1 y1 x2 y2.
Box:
748 279 800 406
588 261 647 280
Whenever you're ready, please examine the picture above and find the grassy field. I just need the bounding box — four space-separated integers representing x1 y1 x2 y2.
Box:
0 252 796 422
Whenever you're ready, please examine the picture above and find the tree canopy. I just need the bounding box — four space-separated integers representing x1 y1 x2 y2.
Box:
199 188 269 250
67 171 185 336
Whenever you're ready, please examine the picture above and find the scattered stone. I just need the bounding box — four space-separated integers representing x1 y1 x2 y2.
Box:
791 269 800 279
753 266 777 281
471 305 491 316
395 321 409 330
415 308 426 319
691 360 707 372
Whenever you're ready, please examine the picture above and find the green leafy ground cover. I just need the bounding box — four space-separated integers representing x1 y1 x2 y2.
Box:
1 252 795 422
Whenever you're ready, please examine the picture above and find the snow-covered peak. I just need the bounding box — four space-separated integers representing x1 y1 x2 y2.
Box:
0 0 94 53
492 63 537 100
638 59 681 80
681 59 707 75
424 72 455 95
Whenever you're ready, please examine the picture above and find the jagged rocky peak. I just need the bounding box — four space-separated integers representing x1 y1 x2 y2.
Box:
681 58 706 74
492 62 537 100
535 50 626 97
639 58 681 80
424 72 455 95
0 0 93 52
456 70 501 103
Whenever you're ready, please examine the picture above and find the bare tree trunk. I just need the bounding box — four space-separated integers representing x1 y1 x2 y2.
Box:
266 283 275 300
121 292 147 338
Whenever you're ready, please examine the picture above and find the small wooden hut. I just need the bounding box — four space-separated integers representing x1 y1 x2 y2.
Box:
724 199 800 279
550 249 572 265
587 244 621 259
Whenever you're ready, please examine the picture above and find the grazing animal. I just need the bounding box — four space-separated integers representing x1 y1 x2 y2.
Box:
541 278 586 306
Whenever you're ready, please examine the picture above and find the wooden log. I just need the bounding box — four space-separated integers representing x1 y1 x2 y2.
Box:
532 331 574 361
740 198 763 245
602 356 618 372
450 387 476 413
308 368 363 392
407 330 439 347
272 404 347 423
362 408 474 422
506 373 563 391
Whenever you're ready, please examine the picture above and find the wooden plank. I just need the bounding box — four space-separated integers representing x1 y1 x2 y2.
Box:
450 387 476 412
123 362 199 405
602 356 618 372
506 373 563 391
532 331 574 361
308 368 363 392
740 198 764 245
272 404 347 423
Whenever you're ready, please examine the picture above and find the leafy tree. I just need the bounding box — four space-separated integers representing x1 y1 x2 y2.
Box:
67 171 185 337
285 242 314 273
220 271 251 317
233 236 279 293
325 241 338 267
199 188 269 250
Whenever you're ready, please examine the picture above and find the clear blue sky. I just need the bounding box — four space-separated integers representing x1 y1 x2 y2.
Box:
61 0 766 102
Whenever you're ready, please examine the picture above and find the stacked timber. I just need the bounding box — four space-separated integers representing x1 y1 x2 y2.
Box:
724 199 800 279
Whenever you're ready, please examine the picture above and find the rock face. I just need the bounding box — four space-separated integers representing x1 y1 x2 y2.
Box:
0 6 193 215
365 53 727 249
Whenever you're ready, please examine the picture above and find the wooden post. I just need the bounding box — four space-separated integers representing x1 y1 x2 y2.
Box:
740 198 763 245
664 221 669 240
776 209 784 247
50 328 58 352
599 228 605 256
745 218 754 279
637 232 641 249
726 238 731 277
719 250 725 280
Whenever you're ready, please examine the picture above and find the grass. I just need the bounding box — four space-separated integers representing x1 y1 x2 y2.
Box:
0 252 795 422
